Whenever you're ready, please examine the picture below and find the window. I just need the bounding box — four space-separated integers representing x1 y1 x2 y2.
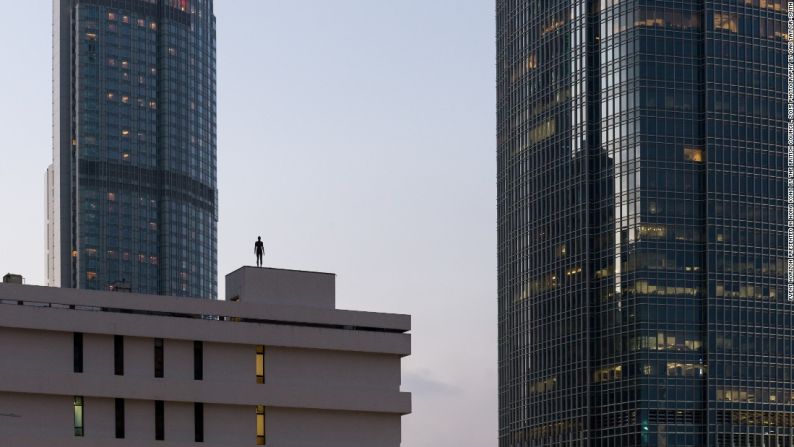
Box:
74 333 83 373
529 119 556 143
154 338 164 378
114 335 124 375
194 403 204 442
74 396 84 437
115 399 125 439
684 146 704 162
639 224 667 239
714 12 739 32
256 346 264 384
155 400 164 441
666 362 707 377
194 341 203 380
593 365 623 383
256 405 266 445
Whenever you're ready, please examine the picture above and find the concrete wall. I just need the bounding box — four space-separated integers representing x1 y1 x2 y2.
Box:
164 339 194 381
0 324 409 446
125 336 154 378
205 404 250 446
0 327 72 375
84 333 113 375
125 399 155 442
85 397 115 439
268 407 402 447
226 267 336 309
204 341 251 383
164 401 194 443
0 268 410 446
267 347 401 391
0 392 72 438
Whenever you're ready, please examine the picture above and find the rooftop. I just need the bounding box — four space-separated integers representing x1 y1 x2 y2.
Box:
0 267 411 355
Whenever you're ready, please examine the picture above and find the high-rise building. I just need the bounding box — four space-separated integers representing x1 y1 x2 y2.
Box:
496 1 792 446
49 0 217 298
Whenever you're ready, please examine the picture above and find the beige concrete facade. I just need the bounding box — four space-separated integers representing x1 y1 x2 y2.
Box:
0 267 411 446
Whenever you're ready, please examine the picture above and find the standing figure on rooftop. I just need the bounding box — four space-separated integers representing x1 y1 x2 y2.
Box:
254 237 265 267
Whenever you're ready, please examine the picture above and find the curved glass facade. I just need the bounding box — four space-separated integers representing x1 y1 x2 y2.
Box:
497 1 792 445
52 0 217 298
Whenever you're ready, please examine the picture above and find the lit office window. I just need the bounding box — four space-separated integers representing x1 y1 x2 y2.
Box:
256 346 264 384
714 12 739 33
684 146 704 162
256 405 266 445
74 396 84 437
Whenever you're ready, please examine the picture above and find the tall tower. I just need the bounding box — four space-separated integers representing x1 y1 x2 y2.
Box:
50 0 217 298
496 1 792 446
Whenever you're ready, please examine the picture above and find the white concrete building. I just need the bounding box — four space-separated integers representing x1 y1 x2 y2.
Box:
0 267 411 446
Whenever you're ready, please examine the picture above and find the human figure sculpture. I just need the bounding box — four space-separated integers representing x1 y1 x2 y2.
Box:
254 236 265 267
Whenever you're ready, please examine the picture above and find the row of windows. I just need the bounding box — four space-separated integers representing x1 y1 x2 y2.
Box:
74 397 262 443
73 334 266 384
106 12 158 30
716 388 794 404
506 17 785 92
106 91 158 109
593 361 707 383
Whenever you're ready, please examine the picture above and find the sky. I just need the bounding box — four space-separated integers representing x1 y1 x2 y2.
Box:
0 1 497 445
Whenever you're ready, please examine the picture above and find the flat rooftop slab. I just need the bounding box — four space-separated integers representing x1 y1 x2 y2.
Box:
226 266 335 309
0 267 410 334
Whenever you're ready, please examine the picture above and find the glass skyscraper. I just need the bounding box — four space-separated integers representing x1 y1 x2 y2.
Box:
49 0 217 298
497 1 792 445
